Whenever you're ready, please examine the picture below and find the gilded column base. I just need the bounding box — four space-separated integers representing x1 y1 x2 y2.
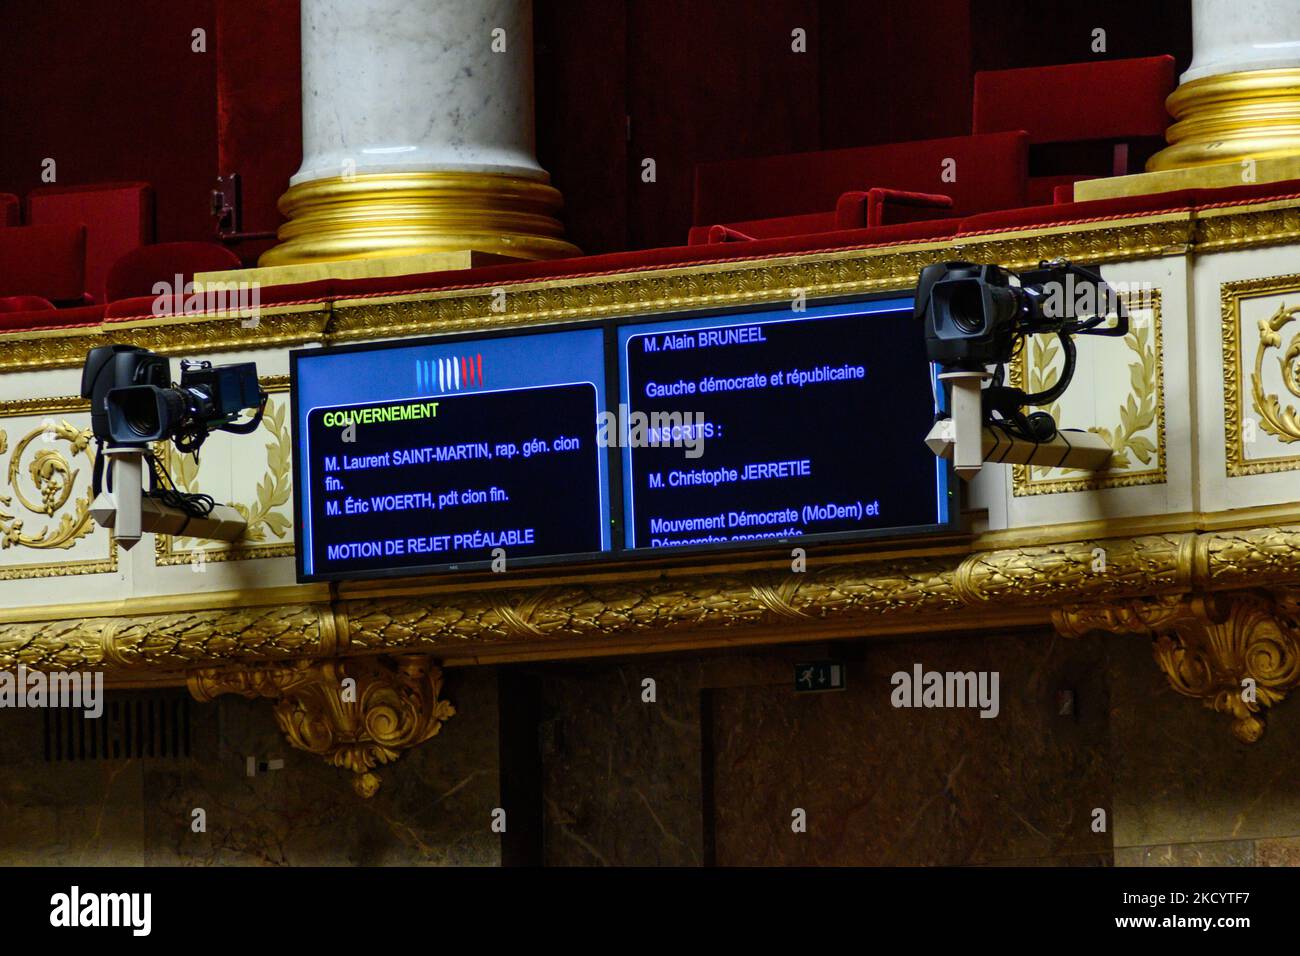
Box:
188 655 455 797
1148 68 1300 171
1055 590 1300 743
259 171 580 267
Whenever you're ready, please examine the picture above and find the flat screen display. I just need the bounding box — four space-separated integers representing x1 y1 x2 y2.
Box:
291 294 954 583
616 298 948 550
292 326 610 580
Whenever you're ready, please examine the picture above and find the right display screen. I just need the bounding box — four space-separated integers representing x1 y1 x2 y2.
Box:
617 297 949 550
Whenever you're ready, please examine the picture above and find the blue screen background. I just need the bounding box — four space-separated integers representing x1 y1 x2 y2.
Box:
294 327 610 574
616 297 948 547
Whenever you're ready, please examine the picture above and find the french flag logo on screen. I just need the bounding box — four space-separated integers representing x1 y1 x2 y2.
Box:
417 354 484 393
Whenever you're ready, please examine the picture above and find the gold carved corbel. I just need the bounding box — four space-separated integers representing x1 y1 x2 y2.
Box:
1054 589 1300 743
188 655 455 797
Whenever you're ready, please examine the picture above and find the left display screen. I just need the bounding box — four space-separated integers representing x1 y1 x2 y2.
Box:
293 327 610 580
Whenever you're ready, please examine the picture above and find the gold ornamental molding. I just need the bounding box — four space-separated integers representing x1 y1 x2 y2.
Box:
0 585 336 673
4 524 1299 672
0 395 115 579
1056 590 1300 743
0 301 331 374
2 524 1299 749
6 196 1300 377
154 378 295 567
0 201 1242 375
1195 199 1300 252
189 655 455 797
1252 305 1300 444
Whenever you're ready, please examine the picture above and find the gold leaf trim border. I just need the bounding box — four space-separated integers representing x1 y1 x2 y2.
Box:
1223 273 1300 476
6 523 1300 674
1195 200 1300 253
0 303 330 374
0 211 1207 374
328 216 1194 344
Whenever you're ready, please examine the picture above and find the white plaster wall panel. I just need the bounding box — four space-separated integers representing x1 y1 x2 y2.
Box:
1194 244 1300 515
998 257 1193 531
0 366 130 610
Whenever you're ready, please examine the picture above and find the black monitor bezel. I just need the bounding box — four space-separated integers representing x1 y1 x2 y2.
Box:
288 290 961 584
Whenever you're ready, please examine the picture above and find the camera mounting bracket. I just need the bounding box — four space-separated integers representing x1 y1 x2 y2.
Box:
924 371 1114 479
926 370 989 480
89 445 247 551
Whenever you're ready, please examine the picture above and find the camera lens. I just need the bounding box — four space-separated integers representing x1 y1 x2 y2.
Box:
948 281 986 335
106 385 187 442
118 389 161 438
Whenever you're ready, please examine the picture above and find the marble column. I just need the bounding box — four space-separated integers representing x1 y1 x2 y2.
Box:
262 0 576 267
1148 0 1300 170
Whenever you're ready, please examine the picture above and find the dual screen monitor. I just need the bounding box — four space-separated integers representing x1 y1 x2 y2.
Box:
291 295 954 582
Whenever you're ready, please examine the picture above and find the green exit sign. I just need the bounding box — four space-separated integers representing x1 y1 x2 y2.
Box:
794 661 846 693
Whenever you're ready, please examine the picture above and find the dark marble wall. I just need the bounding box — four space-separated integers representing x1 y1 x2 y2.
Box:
541 631 1113 866
0 668 501 866
539 658 707 866
1107 636 1300 867
539 629 1300 867
1 627 1296 866
710 632 1111 866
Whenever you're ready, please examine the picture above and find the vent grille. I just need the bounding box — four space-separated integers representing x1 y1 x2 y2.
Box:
43 691 192 762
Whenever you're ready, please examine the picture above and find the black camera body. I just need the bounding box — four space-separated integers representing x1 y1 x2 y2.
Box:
913 258 1129 445
80 345 170 447
914 262 1025 371
914 259 1127 373
81 345 264 453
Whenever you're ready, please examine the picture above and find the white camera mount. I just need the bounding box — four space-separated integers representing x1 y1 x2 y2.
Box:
89 446 246 551
924 370 1113 480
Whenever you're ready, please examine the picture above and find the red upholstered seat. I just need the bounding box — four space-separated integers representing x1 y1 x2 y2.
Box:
974 56 1175 145
102 295 171 322
105 241 242 304
957 189 1198 235
0 225 86 301
1040 175 1099 205
688 187 956 245
0 295 55 313
28 182 154 303
692 131 1028 232
0 303 104 333
6 177 1298 336
853 188 954 227
688 212 838 245
0 194 19 226
973 56 1177 200
327 217 971 304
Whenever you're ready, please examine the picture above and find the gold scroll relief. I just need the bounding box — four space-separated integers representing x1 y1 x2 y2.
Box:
189 655 455 797
1055 589 1300 743
0 396 114 579
1223 275 1300 476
